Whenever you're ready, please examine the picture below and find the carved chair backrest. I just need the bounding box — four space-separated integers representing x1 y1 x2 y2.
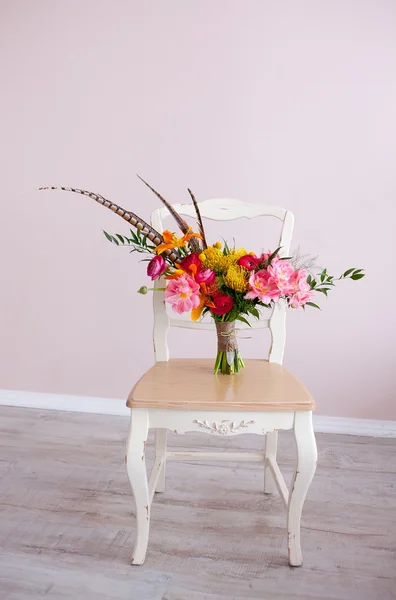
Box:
151 198 294 364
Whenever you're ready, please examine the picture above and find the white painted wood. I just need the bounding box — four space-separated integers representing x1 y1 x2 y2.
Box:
148 456 164 505
166 451 265 462
2 389 396 437
266 456 289 508
264 431 278 494
125 408 150 565
146 409 295 435
287 411 318 567
155 428 167 492
169 318 270 330
269 299 287 364
151 206 170 362
278 211 294 257
155 197 288 222
152 276 170 362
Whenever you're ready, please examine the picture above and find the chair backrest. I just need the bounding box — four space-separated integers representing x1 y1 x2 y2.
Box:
151 198 294 365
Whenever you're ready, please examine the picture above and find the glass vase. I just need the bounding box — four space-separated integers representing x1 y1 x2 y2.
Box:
214 321 245 375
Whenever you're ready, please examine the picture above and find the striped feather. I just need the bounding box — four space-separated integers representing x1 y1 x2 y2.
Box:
39 186 180 262
187 188 207 250
137 176 202 253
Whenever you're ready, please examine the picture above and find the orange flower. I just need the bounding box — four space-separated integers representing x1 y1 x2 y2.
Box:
164 269 184 280
190 282 216 321
155 229 202 255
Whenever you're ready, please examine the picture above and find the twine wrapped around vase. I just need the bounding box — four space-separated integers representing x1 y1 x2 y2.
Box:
214 321 244 374
215 321 238 353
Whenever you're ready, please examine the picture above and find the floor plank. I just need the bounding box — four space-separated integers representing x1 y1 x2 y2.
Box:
0 406 395 600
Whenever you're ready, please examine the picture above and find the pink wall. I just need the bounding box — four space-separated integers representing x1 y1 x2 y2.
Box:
1 0 395 419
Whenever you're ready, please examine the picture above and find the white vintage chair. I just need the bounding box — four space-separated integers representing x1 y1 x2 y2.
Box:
125 198 317 566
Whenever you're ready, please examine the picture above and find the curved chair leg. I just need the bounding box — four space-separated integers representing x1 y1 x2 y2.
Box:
264 431 278 494
287 411 317 566
155 428 167 493
125 408 150 565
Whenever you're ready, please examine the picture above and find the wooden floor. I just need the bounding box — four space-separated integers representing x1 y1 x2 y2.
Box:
0 407 395 600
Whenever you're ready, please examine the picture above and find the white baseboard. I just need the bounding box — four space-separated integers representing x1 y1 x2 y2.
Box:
312 415 396 438
1 389 396 438
0 389 129 417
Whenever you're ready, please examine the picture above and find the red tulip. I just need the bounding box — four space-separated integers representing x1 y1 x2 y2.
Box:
210 293 234 315
238 254 260 271
147 255 167 280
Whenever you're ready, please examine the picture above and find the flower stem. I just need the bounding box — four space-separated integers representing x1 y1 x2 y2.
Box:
214 349 245 375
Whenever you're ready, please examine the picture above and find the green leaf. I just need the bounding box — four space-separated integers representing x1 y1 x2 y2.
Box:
306 301 321 310
103 230 116 244
236 315 251 326
115 234 125 244
320 268 327 282
351 273 365 280
267 246 282 264
307 274 312 285
223 239 230 255
248 307 260 319
279 256 292 261
343 268 356 278
317 288 329 295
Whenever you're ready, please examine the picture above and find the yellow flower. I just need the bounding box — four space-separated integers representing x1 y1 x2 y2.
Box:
202 247 247 273
199 253 206 262
223 264 249 292
213 241 222 249
201 247 227 271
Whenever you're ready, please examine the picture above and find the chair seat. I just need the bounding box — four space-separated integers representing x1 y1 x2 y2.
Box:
127 359 315 411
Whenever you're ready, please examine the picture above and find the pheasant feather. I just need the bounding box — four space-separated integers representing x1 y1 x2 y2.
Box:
187 188 207 250
39 186 180 262
137 175 202 253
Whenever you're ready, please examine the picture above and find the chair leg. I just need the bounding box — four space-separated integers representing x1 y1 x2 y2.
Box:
264 431 278 494
287 411 317 567
155 428 167 493
125 409 150 565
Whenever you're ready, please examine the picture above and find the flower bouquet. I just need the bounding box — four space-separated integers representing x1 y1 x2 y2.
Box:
40 178 364 375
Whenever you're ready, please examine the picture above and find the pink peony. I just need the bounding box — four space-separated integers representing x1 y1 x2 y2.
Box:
244 269 281 304
147 255 167 280
195 268 216 284
165 273 201 314
268 260 295 294
288 269 313 308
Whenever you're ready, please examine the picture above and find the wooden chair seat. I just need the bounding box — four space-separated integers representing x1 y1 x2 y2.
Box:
127 359 316 412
